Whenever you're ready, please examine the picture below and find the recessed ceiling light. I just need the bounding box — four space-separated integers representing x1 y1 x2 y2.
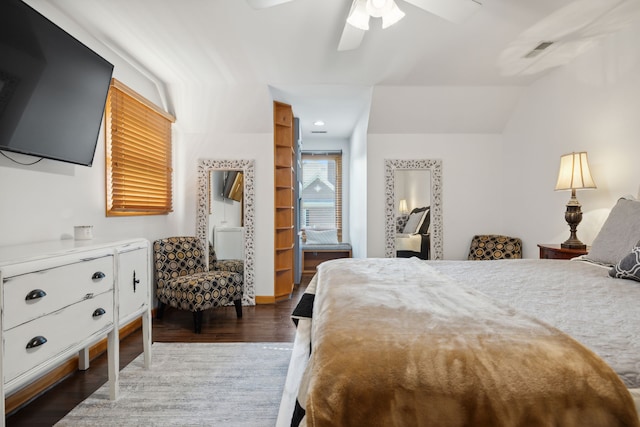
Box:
313 120 325 126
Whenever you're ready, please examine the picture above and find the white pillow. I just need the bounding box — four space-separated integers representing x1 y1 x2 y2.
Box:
305 229 338 245
583 197 640 266
403 210 426 234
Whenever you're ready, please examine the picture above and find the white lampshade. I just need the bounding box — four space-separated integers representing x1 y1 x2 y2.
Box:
555 152 596 191
398 199 408 214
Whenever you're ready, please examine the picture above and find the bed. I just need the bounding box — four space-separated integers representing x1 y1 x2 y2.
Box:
277 197 640 427
396 207 430 260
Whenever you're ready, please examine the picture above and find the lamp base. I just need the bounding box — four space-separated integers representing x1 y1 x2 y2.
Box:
562 191 586 250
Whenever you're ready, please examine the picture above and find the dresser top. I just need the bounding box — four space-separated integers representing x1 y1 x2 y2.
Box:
0 238 148 267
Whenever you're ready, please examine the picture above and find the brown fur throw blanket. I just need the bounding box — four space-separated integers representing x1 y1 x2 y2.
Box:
295 258 638 427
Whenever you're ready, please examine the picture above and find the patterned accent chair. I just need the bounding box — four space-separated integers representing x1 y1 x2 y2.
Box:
153 236 243 333
208 244 244 275
468 235 522 260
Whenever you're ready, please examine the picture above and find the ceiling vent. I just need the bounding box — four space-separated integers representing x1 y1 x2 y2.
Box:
524 41 554 58
311 131 328 134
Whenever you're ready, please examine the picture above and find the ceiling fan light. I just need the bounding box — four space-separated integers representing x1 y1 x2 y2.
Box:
382 2 405 29
347 0 370 30
366 0 393 18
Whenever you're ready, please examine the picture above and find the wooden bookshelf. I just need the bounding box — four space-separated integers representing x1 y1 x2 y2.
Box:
273 101 295 301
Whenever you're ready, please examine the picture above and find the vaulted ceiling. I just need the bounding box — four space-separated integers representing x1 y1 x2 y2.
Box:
28 0 639 139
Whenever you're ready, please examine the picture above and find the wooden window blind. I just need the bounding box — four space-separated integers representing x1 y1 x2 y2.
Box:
105 78 175 216
300 152 343 241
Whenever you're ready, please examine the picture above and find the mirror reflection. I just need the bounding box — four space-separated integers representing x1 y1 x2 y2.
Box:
210 170 244 260
197 159 255 305
394 170 431 260
385 159 443 260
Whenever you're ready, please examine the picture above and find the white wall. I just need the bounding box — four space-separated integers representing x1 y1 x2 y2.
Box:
209 171 243 243
0 2 180 248
179 132 274 298
502 24 640 258
349 108 370 258
367 134 504 260
395 170 431 212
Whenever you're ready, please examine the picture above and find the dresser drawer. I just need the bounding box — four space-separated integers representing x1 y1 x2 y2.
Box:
2 255 113 330
3 290 114 383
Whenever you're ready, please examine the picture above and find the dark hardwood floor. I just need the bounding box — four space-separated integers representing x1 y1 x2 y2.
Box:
6 277 310 426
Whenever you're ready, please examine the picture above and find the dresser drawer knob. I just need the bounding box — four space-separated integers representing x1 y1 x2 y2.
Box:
25 289 47 301
92 308 106 317
26 336 48 349
92 271 106 280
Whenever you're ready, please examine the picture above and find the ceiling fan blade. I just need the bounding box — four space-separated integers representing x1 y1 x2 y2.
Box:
338 23 366 51
402 0 481 24
338 0 366 51
246 0 295 9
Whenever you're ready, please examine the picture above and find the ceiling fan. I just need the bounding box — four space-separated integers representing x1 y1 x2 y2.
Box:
246 0 482 51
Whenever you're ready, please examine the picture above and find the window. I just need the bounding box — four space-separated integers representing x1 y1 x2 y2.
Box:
300 152 342 240
105 78 175 216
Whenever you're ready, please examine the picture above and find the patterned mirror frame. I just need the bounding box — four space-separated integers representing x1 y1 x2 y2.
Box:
197 159 255 305
385 159 443 260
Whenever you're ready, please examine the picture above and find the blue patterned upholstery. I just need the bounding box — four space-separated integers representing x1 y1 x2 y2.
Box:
153 236 243 333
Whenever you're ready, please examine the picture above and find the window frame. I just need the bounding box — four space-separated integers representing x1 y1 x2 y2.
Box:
299 151 343 241
105 78 175 216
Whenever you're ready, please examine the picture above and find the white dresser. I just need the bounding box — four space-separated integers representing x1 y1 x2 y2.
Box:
0 238 152 422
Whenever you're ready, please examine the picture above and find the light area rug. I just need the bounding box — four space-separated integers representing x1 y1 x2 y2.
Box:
56 342 293 427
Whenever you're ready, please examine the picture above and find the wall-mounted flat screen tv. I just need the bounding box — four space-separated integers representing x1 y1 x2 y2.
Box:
0 0 114 167
222 171 244 202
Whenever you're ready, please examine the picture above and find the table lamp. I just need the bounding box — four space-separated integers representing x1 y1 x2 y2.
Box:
554 152 596 249
398 199 409 215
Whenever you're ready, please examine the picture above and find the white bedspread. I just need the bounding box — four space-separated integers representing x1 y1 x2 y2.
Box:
278 258 640 426
431 259 640 388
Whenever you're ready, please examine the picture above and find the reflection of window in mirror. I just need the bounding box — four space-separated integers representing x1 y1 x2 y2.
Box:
300 151 343 241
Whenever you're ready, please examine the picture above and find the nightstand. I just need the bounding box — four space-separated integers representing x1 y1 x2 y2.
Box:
538 244 589 260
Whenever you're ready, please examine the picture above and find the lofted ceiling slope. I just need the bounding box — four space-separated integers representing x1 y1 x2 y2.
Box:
26 0 637 139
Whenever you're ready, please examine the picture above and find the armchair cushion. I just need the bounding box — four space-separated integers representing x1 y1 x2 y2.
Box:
209 244 244 274
154 237 243 312
157 270 242 312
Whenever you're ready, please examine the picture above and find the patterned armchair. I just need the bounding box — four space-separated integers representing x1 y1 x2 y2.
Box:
153 236 243 333
468 235 522 260
208 244 244 275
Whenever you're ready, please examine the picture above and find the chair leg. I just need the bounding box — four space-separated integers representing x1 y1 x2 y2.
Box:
234 299 243 318
156 301 165 319
193 311 203 333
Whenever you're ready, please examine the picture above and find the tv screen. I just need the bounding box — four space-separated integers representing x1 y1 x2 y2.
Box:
0 0 114 166
222 171 244 202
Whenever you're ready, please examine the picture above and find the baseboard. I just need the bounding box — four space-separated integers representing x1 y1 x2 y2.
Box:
4 318 143 415
255 295 276 304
